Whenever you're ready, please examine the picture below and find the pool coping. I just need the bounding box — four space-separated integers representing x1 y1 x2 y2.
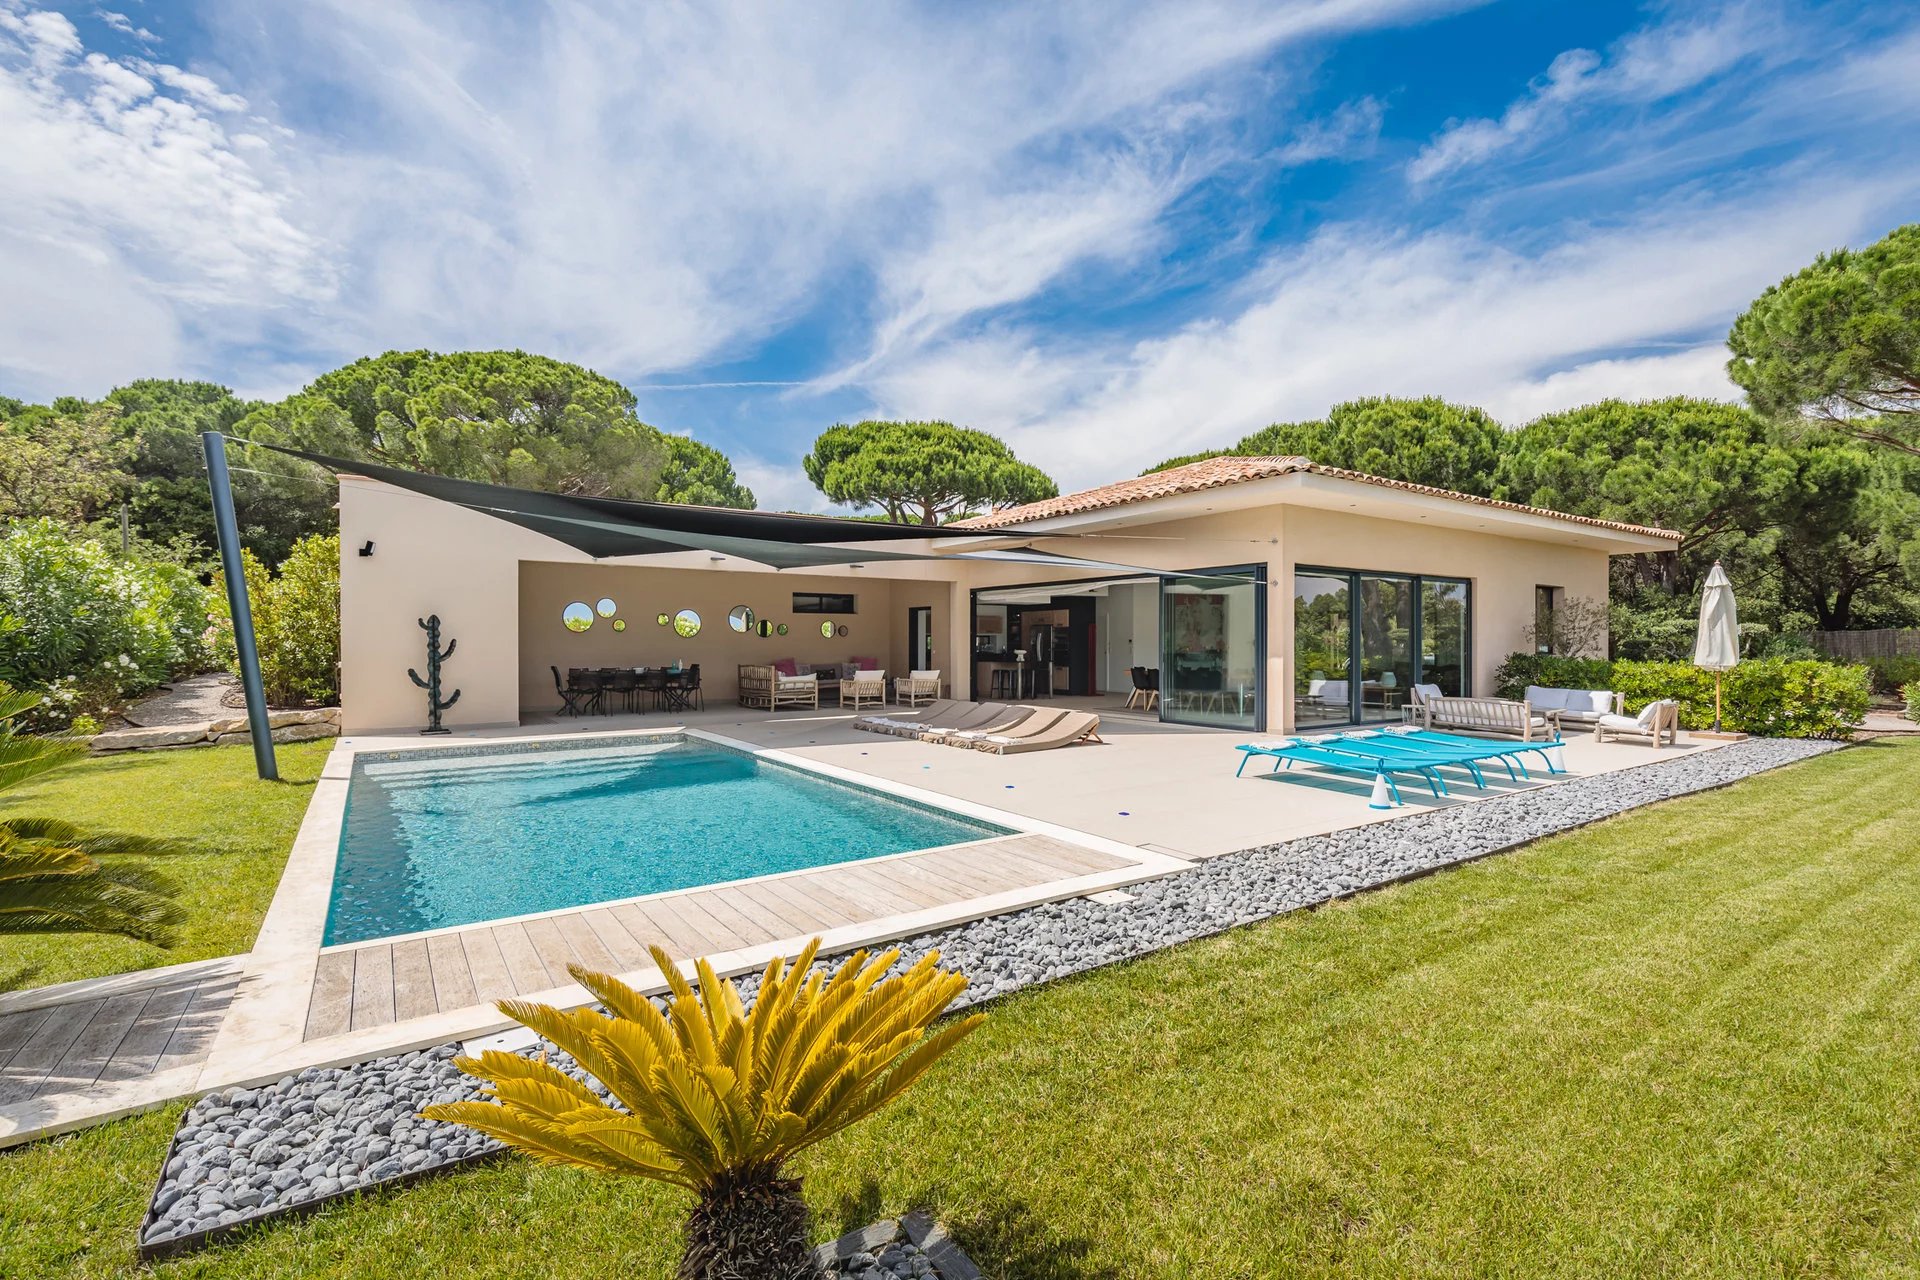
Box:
195 724 1191 1090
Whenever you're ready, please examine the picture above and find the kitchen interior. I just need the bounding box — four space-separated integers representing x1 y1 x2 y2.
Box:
970 578 1163 706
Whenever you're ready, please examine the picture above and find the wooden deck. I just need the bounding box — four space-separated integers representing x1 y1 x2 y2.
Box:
303 834 1128 1041
0 961 240 1107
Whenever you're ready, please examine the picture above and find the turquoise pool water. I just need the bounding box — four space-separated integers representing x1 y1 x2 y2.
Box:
324 737 1006 945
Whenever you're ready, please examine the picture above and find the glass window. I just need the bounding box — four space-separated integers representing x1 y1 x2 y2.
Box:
1356 574 1414 724
1294 569 1472 729
792 593 856 613
1534 585 1560 654
1422 580 1469 696
1293 574 1352 728
1162 570 1261 730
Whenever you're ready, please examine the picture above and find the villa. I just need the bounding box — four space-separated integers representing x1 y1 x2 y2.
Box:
336 453 1679 735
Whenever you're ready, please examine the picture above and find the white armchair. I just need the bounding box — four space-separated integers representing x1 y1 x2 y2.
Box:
841 668 887 711
1594 699 1679 747
893 669 941 707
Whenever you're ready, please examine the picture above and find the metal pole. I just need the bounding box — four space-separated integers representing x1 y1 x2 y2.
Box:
201 432 279 781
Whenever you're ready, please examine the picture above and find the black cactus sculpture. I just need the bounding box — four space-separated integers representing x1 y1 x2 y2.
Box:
407 614 461 734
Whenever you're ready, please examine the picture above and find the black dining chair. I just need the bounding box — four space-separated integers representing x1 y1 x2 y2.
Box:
570 668 605 715
639 668 668 712
552 665 588 717
684 664 703 711
606 669 640 714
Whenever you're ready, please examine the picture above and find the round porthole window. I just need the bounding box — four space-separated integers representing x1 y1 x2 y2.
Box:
612 618 627 632
820 620 834 638
595 598 617 618
776 623 789 636
673 609 701 638
728 605 754 633
657 612 670 626
562 602 594 632
758 619 773 637
837 624 849 638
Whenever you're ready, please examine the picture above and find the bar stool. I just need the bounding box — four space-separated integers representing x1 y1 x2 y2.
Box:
989 665 1018 699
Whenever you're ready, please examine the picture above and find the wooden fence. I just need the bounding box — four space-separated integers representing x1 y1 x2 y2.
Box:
1803 629 1920 661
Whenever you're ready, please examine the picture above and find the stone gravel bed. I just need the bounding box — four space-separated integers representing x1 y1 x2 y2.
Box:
139 737 1837 1257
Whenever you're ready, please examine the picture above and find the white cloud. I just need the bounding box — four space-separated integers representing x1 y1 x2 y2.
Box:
1478 345 1738 424
1272 95 1386 166
864 178 1907 488
1408 4 1776 184
3 0 1469 395
94 10 156 43
0 3 331 396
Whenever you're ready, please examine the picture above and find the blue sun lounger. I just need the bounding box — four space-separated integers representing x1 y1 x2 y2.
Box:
1381 727 1564 776
1234 741 1448 807
1304 733 1504 788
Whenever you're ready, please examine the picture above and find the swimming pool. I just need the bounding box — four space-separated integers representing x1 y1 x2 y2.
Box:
323 736 1008 945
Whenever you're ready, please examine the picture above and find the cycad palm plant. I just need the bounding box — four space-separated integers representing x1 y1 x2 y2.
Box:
0 684 184 944
425 939 984 1280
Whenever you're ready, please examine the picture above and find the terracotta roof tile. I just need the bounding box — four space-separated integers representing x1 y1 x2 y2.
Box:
954 454 1681 541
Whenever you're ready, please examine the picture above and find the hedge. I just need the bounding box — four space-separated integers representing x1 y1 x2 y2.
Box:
1494 652 1868 740
1905 683 1920 725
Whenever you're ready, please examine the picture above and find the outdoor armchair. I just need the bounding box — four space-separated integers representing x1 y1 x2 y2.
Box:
1594 699 1680 747
893 669 942 707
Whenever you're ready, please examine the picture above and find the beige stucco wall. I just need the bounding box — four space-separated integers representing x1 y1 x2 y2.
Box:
517 562 902 711
339 476 573 734
339 474 1617 736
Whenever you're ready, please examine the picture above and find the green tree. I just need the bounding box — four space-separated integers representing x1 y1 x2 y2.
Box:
0 683 186 949
1769 442 1920 631
0 402 134 524
1144 397 1507 494
656 434 754 508
803 420 1056 523
1499 398 1797 598
242 350 669 499
1727 222 1920 455
103 379 331 563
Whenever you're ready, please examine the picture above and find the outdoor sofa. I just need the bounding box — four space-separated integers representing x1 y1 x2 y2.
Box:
1524 684 1624 729
736 664 819 710
1412 694 1557 741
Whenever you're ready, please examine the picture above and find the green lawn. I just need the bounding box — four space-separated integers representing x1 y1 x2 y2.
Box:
0 740 332 990
4 739 1919 1278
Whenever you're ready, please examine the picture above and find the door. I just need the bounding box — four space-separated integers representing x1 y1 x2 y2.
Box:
907 606 933 673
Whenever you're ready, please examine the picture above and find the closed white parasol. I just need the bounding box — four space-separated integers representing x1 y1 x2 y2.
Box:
1692 561 1740 732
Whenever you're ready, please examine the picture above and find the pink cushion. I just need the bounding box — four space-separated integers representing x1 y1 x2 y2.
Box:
773 658 799 677
852 656 877 670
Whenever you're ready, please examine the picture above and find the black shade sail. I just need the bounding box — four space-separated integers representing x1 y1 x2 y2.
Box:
259 444 988 568
257 442 1244 580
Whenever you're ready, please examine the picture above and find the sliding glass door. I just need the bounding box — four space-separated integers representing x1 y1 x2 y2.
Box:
1294 568 1471 727
1356 574 1415 722
1161 567 1264 730
1292 573 1352 729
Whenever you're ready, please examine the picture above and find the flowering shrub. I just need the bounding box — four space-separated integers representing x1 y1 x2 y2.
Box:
208 534 340 706
0 520 214 728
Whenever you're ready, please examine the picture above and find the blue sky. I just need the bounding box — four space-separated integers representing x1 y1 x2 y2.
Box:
2 1 1916 509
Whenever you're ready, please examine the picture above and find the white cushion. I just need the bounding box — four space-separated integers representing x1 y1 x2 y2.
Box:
1307 678 1326 696
909 669 939 680
1635 700 1666 726
1597 712 1640 731
1525 685 1568 711
1413 683 1442 704
1319 680 1349 703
